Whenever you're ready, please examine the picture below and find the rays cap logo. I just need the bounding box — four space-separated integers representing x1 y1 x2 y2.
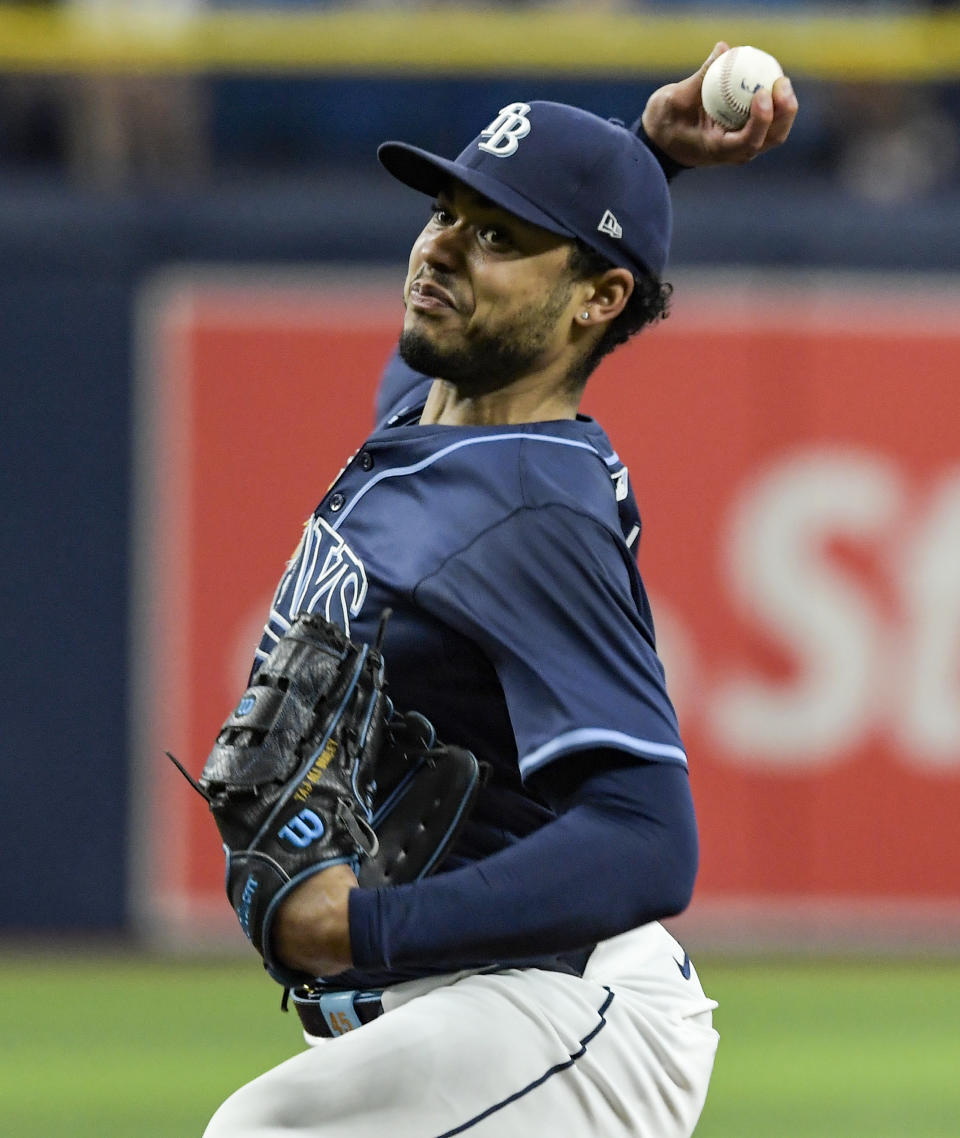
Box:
378 100 672 280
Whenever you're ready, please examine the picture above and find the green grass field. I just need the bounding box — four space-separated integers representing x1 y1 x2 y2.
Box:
2 951 958 1137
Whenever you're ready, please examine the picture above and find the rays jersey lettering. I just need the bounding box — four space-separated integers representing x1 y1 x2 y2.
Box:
256 516 367 664
478 102 532 157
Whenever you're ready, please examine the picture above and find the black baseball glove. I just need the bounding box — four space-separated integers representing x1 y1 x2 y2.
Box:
168 610 483 987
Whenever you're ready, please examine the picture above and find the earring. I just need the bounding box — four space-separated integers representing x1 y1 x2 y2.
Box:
581 311 590 320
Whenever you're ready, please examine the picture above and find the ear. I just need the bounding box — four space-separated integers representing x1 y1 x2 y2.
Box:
576 268 635 328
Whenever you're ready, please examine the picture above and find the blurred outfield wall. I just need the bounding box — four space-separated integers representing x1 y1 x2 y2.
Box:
129 267 960 957
1 4 958 947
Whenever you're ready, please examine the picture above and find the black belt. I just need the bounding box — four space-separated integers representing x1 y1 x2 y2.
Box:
289 948 594 1038
291 988 385 1038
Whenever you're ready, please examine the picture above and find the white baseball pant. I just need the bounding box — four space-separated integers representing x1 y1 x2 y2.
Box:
203 921 718 1138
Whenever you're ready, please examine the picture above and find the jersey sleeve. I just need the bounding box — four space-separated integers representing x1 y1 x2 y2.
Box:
349 756 698 973
414 503 686 780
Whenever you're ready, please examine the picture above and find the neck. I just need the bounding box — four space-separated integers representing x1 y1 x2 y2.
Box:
420 372 581 427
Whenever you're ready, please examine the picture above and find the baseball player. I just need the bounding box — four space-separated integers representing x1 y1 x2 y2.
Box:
203 45 797 1138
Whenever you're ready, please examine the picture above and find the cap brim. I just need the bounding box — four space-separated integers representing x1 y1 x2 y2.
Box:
378 141 577 243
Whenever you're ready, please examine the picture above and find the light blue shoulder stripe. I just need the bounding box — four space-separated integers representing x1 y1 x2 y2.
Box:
519 728 688 777
332 432 605 529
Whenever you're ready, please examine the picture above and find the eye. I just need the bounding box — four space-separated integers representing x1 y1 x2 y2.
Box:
478 225 514 251
430 203 455 227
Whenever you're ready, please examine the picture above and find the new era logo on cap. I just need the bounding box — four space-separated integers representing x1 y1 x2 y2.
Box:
598 210 623 240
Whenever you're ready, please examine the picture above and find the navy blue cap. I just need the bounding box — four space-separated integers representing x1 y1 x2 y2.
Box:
378 100 672 280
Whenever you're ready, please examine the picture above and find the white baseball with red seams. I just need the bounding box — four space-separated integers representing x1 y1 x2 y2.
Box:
701 46 784 130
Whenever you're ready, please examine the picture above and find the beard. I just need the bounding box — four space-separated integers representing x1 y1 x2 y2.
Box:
398 280 574 397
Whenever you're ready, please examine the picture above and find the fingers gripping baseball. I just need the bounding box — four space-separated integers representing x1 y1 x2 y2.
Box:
642 41 798 168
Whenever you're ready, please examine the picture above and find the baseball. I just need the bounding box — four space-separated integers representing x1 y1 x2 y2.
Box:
701 46 783 131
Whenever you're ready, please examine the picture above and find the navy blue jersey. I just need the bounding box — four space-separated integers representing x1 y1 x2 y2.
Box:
254 389 686 882
372 352 429 428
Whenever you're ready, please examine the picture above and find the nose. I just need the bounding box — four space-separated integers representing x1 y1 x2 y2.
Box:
416 218 465 271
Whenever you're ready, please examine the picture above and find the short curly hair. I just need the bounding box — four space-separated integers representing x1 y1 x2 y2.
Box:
567 240 673 383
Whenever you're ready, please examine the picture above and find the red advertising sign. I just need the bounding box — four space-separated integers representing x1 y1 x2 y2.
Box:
133 270 960 948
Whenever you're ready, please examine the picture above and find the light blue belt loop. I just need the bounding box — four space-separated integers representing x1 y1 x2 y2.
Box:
319 990 365 1035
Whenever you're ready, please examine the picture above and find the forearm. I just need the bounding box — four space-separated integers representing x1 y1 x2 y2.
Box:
350 759 698 972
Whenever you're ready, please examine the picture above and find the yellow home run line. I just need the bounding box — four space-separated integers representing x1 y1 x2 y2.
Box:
0 8 959 79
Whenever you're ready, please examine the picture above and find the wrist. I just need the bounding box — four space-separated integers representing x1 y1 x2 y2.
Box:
273 864 357 977
635 111 692 182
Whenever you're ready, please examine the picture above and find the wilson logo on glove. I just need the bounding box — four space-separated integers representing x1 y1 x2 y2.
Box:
278 809 326 849
167 609 486 989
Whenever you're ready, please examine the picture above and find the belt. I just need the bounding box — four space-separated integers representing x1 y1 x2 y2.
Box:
291 988 385 1038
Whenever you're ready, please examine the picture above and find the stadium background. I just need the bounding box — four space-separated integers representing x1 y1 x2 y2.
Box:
1 3 958 1135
